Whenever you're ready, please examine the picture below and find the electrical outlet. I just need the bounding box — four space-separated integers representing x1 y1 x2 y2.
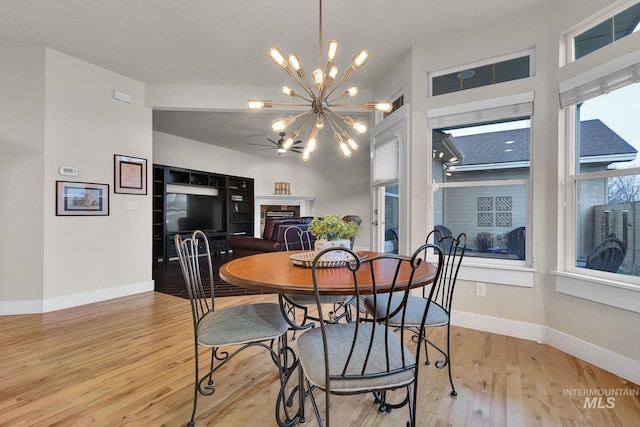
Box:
475 282 486 297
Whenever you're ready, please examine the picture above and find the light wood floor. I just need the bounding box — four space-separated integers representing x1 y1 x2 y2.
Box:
1 292 638 426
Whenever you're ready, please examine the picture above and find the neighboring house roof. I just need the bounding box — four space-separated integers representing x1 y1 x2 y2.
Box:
450 119 636 170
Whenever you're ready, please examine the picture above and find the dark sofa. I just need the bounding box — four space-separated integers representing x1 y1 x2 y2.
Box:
229 215 361 259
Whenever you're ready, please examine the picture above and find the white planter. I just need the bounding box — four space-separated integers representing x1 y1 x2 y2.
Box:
314 238 351 261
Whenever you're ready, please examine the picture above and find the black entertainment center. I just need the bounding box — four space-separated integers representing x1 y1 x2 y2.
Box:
153 164 254 264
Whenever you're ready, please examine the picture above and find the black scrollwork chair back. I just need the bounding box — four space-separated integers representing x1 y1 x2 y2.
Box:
296 245 444 427
363 229 466 397
280 226 354 337
175 230 288 427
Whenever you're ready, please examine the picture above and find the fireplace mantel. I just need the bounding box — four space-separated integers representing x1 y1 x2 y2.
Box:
254 195 316 236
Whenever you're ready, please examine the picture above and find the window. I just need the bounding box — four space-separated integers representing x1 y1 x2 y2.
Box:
428 94 533 264
430 51 533 96
561 62 640 280
573 1 640 60
383 95 404 119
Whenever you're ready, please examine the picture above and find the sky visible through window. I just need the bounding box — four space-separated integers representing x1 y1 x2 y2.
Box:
579 82 640 167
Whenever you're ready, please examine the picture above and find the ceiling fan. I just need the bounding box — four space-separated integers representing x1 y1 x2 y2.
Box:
249 132 303 155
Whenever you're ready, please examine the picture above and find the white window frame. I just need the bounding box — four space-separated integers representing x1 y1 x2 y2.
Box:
556 47 640 314
564 0 640 65
428 49 536 97
427 93 536 287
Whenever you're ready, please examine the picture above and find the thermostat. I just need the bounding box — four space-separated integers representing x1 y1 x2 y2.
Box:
59 166 79 177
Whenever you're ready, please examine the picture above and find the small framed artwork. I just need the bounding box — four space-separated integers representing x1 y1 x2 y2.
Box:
114 154 147 195
56 181 109 216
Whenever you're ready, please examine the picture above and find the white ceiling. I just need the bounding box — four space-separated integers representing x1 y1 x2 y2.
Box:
1 0 553 158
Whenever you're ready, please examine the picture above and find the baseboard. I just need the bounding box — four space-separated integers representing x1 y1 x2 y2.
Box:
0 281 155 315
451 310 640 385
451 310 545 343
544 327 640 386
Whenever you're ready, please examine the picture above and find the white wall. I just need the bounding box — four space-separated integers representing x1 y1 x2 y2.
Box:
397 0 640 368
153 131 371 249
0 44 153 314
0 42 46 309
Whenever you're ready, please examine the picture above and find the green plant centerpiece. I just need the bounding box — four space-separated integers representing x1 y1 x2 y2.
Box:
308 214 362 261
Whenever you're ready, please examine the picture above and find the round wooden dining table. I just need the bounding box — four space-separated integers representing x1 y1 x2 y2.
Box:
219 250 437 295
219 250 437 427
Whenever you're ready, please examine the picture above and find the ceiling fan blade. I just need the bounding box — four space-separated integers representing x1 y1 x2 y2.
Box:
248 142 272 146
266 138 278 145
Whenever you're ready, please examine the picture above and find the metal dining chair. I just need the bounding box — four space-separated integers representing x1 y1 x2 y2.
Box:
296 245 444 427
175 230 289 427
279 226 355 337
363 229 467 397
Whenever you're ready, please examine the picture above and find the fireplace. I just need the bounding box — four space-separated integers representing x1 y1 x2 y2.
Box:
254 195 315 237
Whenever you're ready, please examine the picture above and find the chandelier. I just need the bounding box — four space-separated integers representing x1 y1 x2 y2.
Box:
246 0 392 160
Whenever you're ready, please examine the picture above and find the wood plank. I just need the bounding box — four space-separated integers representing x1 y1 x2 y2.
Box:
0 292 638 426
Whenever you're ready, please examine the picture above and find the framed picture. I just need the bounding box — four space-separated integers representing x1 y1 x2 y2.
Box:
56 181 109 216
114 154 147 195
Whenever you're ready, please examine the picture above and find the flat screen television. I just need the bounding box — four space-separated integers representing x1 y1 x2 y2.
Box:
165 193 224 233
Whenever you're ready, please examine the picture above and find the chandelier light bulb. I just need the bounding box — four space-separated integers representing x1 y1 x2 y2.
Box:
313 68 324 86
288 53 301 70
302 147 312 161
353 122 367 134
316 116 324 129
282 137 294 150
269 47 286 68
343 116 367 134
281 85 296 96
341 87 358 98
339 141 352 157
327 39 339 61
352 49 369 68
246 100 272 110
282 130 300 150
341 131 358 151
306 136 317 153
272 115 295 132
329 66 339 80
363 102 393 113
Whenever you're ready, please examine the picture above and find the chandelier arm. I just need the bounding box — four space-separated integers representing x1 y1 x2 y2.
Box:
291 92 314 103
270 102 314 108
289 71 318 99
323 73 351 100
318 0 323 69
323 107 348 122
290 112 316 140
328 103 370 108
324 110 348 136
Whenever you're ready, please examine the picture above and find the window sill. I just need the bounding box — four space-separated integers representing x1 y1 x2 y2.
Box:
553 271 640 314
459 261 535 287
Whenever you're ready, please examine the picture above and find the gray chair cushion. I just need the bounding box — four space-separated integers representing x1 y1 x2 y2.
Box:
297 323 416 393
197 303 288 347
363 294 449 327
